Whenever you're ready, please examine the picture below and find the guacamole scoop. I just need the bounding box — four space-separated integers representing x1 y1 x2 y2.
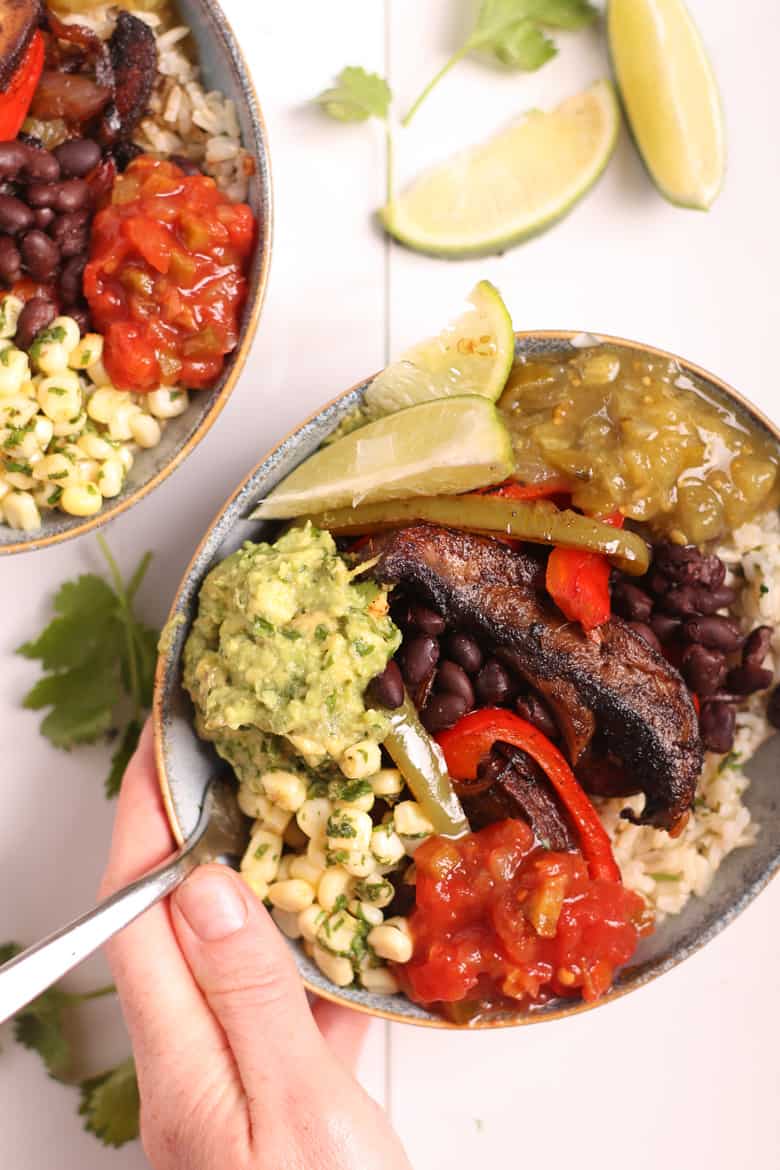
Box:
182 523 401 785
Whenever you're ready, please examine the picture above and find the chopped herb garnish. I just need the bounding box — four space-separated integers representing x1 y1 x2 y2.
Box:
760 584 770 596
315 624 329 641
47 386 67 397
329 778 372 803
326 848 350 866
47 486 63 506
352 639 373 657
253 617 275 636
253 843 270 860
282 628 303 640
649 872 682 883
717 750 741 774
327 813 357 839
5 459 32 475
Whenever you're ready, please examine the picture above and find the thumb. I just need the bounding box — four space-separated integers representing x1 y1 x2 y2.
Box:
170 864 326 1095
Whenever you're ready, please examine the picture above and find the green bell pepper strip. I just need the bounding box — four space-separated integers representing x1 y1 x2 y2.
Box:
308 495 649 576
383 696 469 839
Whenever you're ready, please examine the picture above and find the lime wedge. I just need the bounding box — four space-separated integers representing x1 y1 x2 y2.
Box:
608 0 725 209
364 281 515 417
380 80 620 258
253 397 514 520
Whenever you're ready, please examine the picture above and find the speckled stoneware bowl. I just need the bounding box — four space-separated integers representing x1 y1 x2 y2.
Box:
154 332 780 1029
0 0 272 556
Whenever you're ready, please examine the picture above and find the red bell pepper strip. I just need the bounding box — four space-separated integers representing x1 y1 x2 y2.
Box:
436 708 622 883
483 478 572 502
0 31 45 143
545 509 625 632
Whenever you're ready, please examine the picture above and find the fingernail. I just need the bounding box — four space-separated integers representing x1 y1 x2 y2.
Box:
175 869 248 941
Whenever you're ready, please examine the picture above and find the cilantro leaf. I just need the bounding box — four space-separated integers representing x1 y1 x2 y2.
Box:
105 719 142 798
79 1059 140 1148
403 0 597 124
490 19 556 68
316 66 392 122
14 986 75 1080
0 941 21 964
16 543 159 793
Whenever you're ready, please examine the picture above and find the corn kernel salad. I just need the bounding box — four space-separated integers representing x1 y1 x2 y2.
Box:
0 294 190 531
182 523 429 995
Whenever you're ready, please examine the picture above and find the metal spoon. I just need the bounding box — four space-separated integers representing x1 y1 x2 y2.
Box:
0 776 248 1026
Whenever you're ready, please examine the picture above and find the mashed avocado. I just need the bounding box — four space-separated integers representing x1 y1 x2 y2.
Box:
183 523 401 788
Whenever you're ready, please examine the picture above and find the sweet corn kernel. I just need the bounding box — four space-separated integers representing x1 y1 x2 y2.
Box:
312 943 353 988
129 412 162 448
147 388 188 419
60 482 102 516
267 878 315 913
317 866 355 912
262 770 308 813
2 490 40 530
339 740 382 780
69 333 104 371
367 922 413 964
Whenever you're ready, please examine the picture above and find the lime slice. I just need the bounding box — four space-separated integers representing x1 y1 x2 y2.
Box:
253 397 514 520
608 0 725 209
380 80 620 258
364 281 515 417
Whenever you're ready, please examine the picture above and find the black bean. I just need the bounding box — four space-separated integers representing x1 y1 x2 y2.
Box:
33 207 55 230
58 254 87 306
0 194 34 235
650 612 683 642
421 692 468 734
436 660 475 708
699 700 737 754
0 235 20 283
25 183 59 209
446 633 483 675
171 153 201 176
0 141 27 179
695 585 737 615
681 644 728 697
19 144 60 183
367 660 404 710
20 230 60 282
69 305 91 335
629 621 663 654
51 210 90 258
54 138 102 179
768 687 780 730
661 586 702 617
649 571 673 597
612 581 653 622
743 626 773 668
515 694 559 740
409 603 446 637
15 297 56 350
684 615 743 653
400 635 439 687
475 659 516 707
725 664 774 696
654 543 726 589
53 179 91 214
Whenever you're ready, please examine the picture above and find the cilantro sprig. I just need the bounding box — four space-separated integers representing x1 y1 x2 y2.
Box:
315 66 392 122
17 539 158 797
0 943 140 1148
403 0 598 125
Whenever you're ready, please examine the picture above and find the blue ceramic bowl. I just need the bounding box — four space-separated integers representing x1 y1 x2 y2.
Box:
0 0 273 556
154 333 780 1029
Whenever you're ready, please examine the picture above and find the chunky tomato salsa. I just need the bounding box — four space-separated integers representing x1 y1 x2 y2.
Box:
396 820 652 1013
84 156 255 392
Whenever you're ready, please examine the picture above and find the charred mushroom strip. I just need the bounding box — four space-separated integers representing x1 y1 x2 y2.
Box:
370 525 702 831
0 0 40 91
104 11 157 139
459 744 577 851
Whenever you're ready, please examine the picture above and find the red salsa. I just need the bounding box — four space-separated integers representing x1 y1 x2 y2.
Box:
84 156 255 392
397 820 651 1016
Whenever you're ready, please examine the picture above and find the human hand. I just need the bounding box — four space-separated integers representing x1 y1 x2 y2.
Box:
101 723 412 1170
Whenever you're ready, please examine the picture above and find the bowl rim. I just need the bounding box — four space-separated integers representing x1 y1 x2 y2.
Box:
153 328 780 1030
0 0 274 557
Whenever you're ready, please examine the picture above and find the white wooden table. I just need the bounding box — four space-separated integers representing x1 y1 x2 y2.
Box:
2 2 779 1165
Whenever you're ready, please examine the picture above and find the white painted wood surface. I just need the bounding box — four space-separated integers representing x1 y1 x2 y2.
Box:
1 1 779 1165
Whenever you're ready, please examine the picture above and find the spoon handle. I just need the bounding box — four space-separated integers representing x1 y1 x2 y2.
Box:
0 835 203 1025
